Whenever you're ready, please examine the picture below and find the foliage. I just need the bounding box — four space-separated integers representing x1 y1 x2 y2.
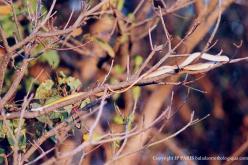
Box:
0 0 247 164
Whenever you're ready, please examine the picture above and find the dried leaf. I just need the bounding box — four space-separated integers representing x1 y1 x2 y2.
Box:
179 53 201 68
201 53 229 62
0 5 11 15
71 28 83 37
183 62 216 71
145 66 178 79
179 52 229 68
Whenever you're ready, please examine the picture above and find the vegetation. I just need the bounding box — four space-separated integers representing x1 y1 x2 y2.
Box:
0 0 247 164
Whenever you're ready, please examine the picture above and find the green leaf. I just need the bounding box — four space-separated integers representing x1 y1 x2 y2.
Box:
30 102 41 110
134 55 143 72
128 13 135 22
0 121 5 138
45 96 70 119
118 34 129 44
94 37 115 58
39 50 60 68
114 65 125 74
49 112 63 120
132 86 141 100
58 75 81 91
66 77 81 91
126 113 135 130
134 55 143 67
117 0 125 10
0 15 16 36
64 105 73 113
6 132 15 146
113 115 124 125
35 80 54 99
80 98 91 108
0 148 5 164
83 133 102 142
36 114 54 127
110 78 121 100
113 140 121 149
5 120 27 151
18 133 27 151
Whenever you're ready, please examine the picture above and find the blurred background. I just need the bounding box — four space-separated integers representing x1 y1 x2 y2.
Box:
0 0 248 164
